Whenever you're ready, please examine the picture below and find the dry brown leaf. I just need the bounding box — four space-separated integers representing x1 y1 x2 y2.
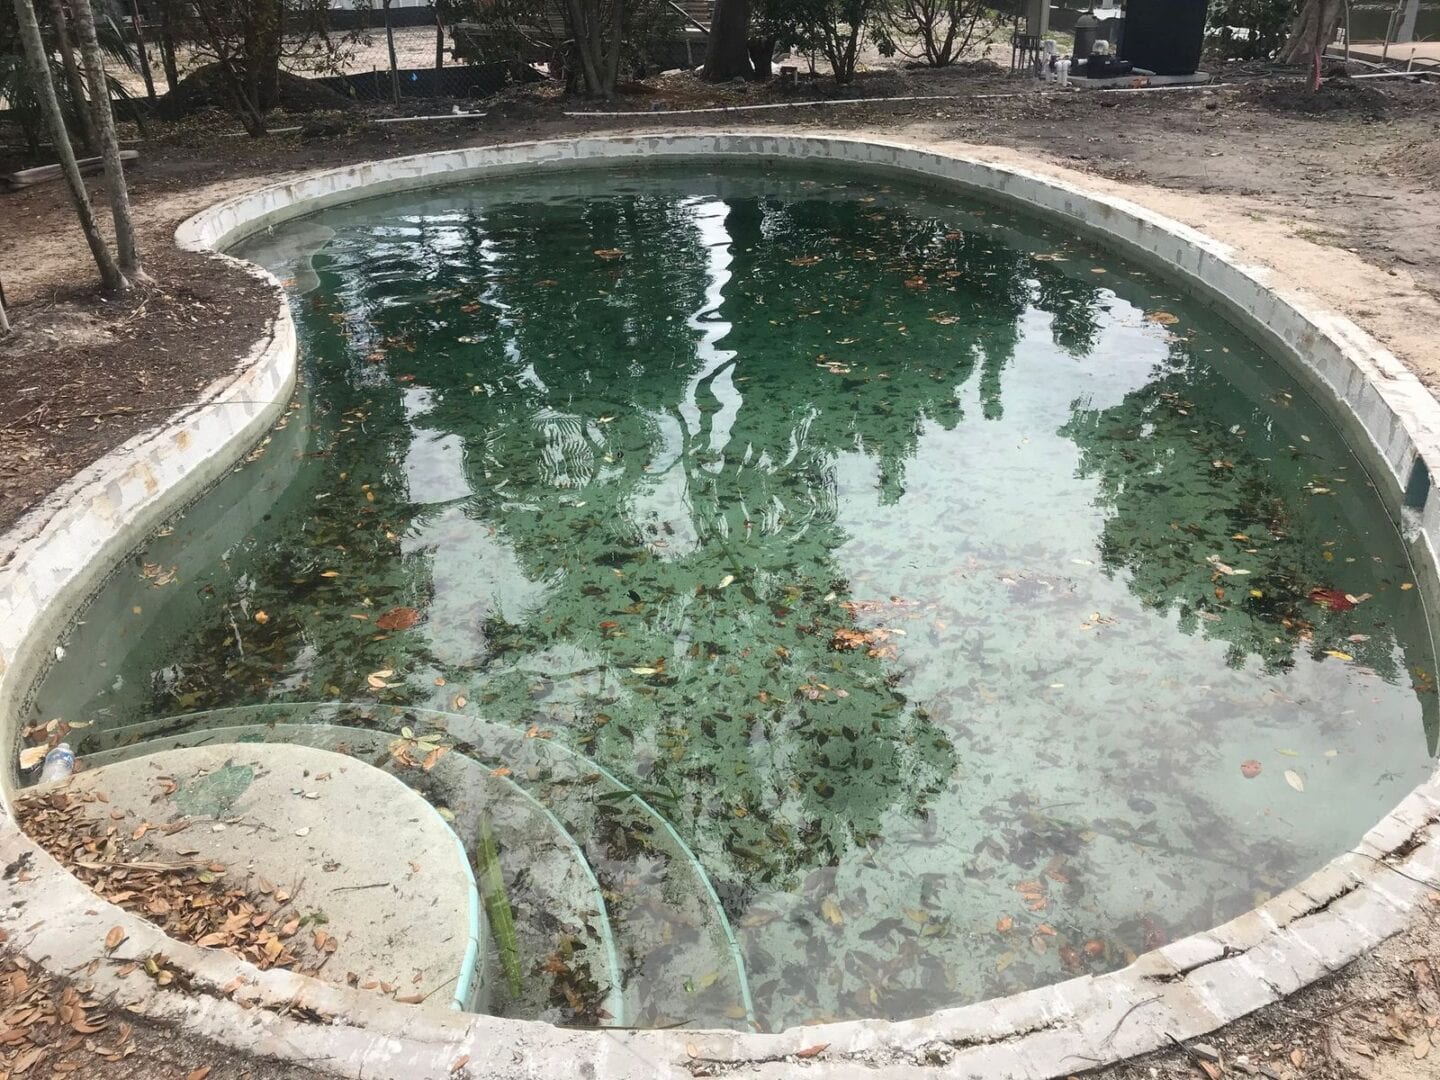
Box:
449 1056 469 1075
103 926 125 953
376 606 421 631
1291 1047 1305 1068
187 1067 213 1080
795 1044 828 1059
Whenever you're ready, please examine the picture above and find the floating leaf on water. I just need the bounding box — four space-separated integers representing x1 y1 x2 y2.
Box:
253 611 270 625
1325 649 1353 661
820 898 844 926
629 667 659 676
1324 749 1339 758
319 570 340 578
376 606 421 631
367 669 395 689
788 255 822 267
717 575 735 589
1309 587 1354 611
995 950 1016 972
996 915 1013 933
1240 759 1262 779
593 248 624 260
1402 582 1415 590
1275 748 1299 757
1146 311 1180 325
1285 769 1305 792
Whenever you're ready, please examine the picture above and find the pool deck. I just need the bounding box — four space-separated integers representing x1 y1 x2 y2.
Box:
1343 40 1440 68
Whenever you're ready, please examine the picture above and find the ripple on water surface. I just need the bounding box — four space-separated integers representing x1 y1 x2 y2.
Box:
35 165 1438 1030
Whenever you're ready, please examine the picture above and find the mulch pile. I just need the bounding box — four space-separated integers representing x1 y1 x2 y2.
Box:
0 248 276 537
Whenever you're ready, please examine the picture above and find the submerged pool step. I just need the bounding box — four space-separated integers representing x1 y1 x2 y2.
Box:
78 702 755 1030
81 720 626 1025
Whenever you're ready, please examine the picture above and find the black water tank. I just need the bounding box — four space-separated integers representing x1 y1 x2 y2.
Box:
1120 0 1206 75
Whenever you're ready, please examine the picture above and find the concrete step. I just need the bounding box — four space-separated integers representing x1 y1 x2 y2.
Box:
79 701 756 1029
51 741 482 1010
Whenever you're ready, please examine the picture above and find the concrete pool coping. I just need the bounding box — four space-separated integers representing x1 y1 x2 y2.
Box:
0 132 1436 1078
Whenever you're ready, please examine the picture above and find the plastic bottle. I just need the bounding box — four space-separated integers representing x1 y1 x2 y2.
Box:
39 743 75 783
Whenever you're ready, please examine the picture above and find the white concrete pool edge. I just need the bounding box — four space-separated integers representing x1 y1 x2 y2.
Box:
0 133 1434 1079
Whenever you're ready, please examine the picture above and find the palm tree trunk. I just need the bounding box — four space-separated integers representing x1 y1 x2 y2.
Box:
158 0 180 92
46 0 99 153
11 0 125 292
72 0 143 278
127 0 158 101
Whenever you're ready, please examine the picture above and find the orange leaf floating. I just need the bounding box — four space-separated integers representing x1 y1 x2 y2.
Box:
376 606 421 631
593 248 624 260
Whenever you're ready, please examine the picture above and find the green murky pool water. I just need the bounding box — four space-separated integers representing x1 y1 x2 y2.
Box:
33 164 1438 1030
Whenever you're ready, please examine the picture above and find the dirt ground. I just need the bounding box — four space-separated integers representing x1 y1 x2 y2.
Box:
2 62 1440 1078
1088 890 1440 1080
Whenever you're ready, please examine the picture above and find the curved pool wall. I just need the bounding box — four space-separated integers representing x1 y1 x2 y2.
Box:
0 134 1437 1079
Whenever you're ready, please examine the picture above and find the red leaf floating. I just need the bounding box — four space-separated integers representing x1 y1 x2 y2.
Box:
1308 588 1354 612
1240 759 1262 779
376 606 422 631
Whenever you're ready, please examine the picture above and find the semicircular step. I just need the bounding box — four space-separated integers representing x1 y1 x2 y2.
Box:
79 701 756 1030
79 719 626 1026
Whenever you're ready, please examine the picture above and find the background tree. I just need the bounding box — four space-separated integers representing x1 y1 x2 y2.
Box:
45 0 96 151
440 0 677 97
10 0 125 291
72 0 141 278
382 0 400 103
788 0 881 82
1278 0 1342 79
703 0 753 80
880 0 992 67
1206 0 1295 61
0 274 10 337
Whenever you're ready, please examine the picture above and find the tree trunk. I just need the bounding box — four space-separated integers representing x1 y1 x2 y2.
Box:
193 0 268 136
564 0 606 96
247 0 284 111
73 0 143 278
11 0 125 292
128 0 157 100
703 0 753 80
383 0 401 103
601 0 624 90
433 3 445 68
747 34 774 77
158 0 180 93
1278 0 1344 66
47 0 99 153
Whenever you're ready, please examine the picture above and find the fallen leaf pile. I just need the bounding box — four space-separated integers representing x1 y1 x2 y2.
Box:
16 789 332 978
0 949 140 1075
